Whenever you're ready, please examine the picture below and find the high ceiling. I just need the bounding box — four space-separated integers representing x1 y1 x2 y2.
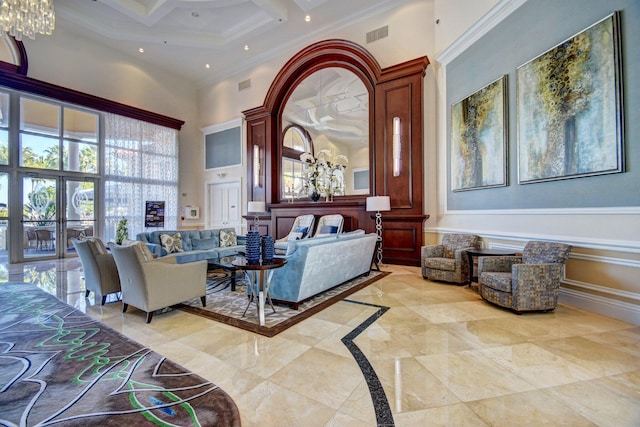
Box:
54 0 402 87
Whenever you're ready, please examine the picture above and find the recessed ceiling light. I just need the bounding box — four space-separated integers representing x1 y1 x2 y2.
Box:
243 45 249 51
205 64 211 69
138 48 144 53
304 15 311 22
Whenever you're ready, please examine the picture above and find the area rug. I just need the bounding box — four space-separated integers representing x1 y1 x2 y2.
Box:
176 270 390 337
0 283 241 427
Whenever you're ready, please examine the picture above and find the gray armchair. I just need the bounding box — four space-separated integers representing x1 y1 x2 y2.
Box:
109 242 207 323
421 234 480 285
72 237 121 305
478 241 572 313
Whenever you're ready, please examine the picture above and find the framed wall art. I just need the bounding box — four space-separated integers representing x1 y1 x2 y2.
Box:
451 75 507 191
516 12 623 184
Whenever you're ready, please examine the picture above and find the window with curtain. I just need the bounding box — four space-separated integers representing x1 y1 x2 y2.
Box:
104 113 178 241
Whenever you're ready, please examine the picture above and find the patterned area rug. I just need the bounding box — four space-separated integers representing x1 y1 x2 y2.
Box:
176 269 389 337
0 283 241 427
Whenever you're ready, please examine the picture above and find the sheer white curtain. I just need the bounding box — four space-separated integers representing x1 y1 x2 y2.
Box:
104 113 179 241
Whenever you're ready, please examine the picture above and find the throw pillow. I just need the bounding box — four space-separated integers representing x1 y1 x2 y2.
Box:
294 226 309 238
288 231 303 241
319 225 338 234
220 229 237 247
160 233 184 254
191 237 216 250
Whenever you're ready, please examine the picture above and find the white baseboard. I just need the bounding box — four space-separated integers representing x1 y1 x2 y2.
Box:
559 287 640 326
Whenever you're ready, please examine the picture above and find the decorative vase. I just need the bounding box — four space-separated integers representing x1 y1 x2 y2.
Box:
245 230 261 262
310 191 321 202
261 235 274 261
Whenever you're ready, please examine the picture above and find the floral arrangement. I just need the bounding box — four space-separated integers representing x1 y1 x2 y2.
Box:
300 149 348 198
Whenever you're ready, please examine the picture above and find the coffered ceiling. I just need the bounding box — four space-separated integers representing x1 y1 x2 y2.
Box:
54 0 404 87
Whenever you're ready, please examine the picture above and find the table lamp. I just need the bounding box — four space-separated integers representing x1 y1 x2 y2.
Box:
247 201 266 231
366 195 391 266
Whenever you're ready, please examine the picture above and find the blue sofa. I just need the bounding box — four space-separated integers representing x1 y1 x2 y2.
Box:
268 231 377 308
136 228 245 263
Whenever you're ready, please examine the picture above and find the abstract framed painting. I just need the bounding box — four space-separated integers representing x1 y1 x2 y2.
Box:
516 12 624 184
451 75 507 192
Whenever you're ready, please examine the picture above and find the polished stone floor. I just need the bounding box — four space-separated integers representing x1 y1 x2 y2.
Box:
2 258 640 426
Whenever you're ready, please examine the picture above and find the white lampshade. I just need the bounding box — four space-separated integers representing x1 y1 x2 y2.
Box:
247 201 266 213
366 196 391 212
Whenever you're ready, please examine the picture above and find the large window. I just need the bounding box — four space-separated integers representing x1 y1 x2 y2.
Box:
104 113 178 240
0 87 179 260
19 97 99 173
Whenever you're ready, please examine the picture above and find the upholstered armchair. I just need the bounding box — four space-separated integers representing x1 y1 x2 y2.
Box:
109 242 207 323
274 214 315 255
478 241 572 313
313 214 344 237
421 234 480 285
72 237 121 305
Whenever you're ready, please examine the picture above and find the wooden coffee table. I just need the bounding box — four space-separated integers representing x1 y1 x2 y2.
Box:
233 257 286 326
466 248 517 285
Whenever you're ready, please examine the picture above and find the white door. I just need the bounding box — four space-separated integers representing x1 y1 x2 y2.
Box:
208 179 241 232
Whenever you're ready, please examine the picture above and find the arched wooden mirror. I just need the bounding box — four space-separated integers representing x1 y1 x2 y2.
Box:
244 39 429 265
280 66 370 200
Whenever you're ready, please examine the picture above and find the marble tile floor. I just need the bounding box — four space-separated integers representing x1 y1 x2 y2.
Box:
2 258 640 426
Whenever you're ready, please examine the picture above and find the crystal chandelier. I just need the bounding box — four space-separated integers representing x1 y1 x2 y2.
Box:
0 0 55 41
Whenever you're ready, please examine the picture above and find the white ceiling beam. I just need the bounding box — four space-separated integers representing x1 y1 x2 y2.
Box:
251 0 288 22
102 0 178 26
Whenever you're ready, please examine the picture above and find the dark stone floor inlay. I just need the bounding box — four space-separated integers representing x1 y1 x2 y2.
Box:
342 299 393 427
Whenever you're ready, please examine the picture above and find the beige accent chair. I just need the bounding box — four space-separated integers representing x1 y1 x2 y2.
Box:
72 237 121 305
274 214 315 255
312 214 344 237
109 242 207 323
421 233 480 285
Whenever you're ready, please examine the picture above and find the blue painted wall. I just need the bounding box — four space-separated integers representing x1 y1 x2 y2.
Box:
447 0 639 210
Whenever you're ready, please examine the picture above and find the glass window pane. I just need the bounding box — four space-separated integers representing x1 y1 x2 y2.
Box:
64 108 97 142
105 147 140 177
0 92 8 127
66 181 94 221
0 129 7 165
20 134 59 169
63 140 98 173
0 172 7 217
0 92 8 166
20 98 60 136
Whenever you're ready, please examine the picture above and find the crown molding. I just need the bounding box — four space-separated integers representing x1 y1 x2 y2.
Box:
436 0 528 66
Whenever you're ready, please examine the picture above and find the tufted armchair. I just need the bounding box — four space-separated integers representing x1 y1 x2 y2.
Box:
72 237 121 305
478 241 572 313
421 234 480 285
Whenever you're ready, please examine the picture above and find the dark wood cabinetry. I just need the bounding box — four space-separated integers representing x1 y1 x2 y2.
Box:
243 40 429 266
